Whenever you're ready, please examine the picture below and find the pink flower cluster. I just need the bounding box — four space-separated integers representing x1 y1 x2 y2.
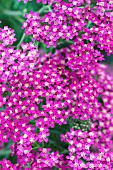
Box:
23 1 113 56
61 129 113 169
0 0 113 169
0 26 16 46
0 53 113 169
0 27 39 82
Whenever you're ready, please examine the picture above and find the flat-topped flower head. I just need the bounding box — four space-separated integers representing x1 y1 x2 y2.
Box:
0 26 16 46
0 0 113 169
22 1 113 57
0 41 39 82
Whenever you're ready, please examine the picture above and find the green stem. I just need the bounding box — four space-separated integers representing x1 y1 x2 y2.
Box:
78 6 85 8
16 33 26 49
38 5 52 13
105 10 113 12
2 9 23 16
32 146 40 150
32 144 41 150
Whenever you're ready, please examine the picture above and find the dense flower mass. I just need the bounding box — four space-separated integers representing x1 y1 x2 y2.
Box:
0 39 39 82
90 64 113 152
0 53 113 169
61 129 113 169
0 54 99 143
0 0 113 169
23 1 113 56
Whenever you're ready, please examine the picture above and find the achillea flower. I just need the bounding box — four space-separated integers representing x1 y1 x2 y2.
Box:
0 0 113 169
61 128 113 169
22 1 113 57
0 159 17 170
0 41 39 82
90 64 113 154
0 26 16 46
0 53 100 168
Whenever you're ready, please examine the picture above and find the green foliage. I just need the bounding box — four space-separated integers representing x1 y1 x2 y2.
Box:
0 105 6 112
68 116 91 132
2 91 11 97
98 95 104 106
52 167 59 170
0 140 13 162
0 0 43 46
